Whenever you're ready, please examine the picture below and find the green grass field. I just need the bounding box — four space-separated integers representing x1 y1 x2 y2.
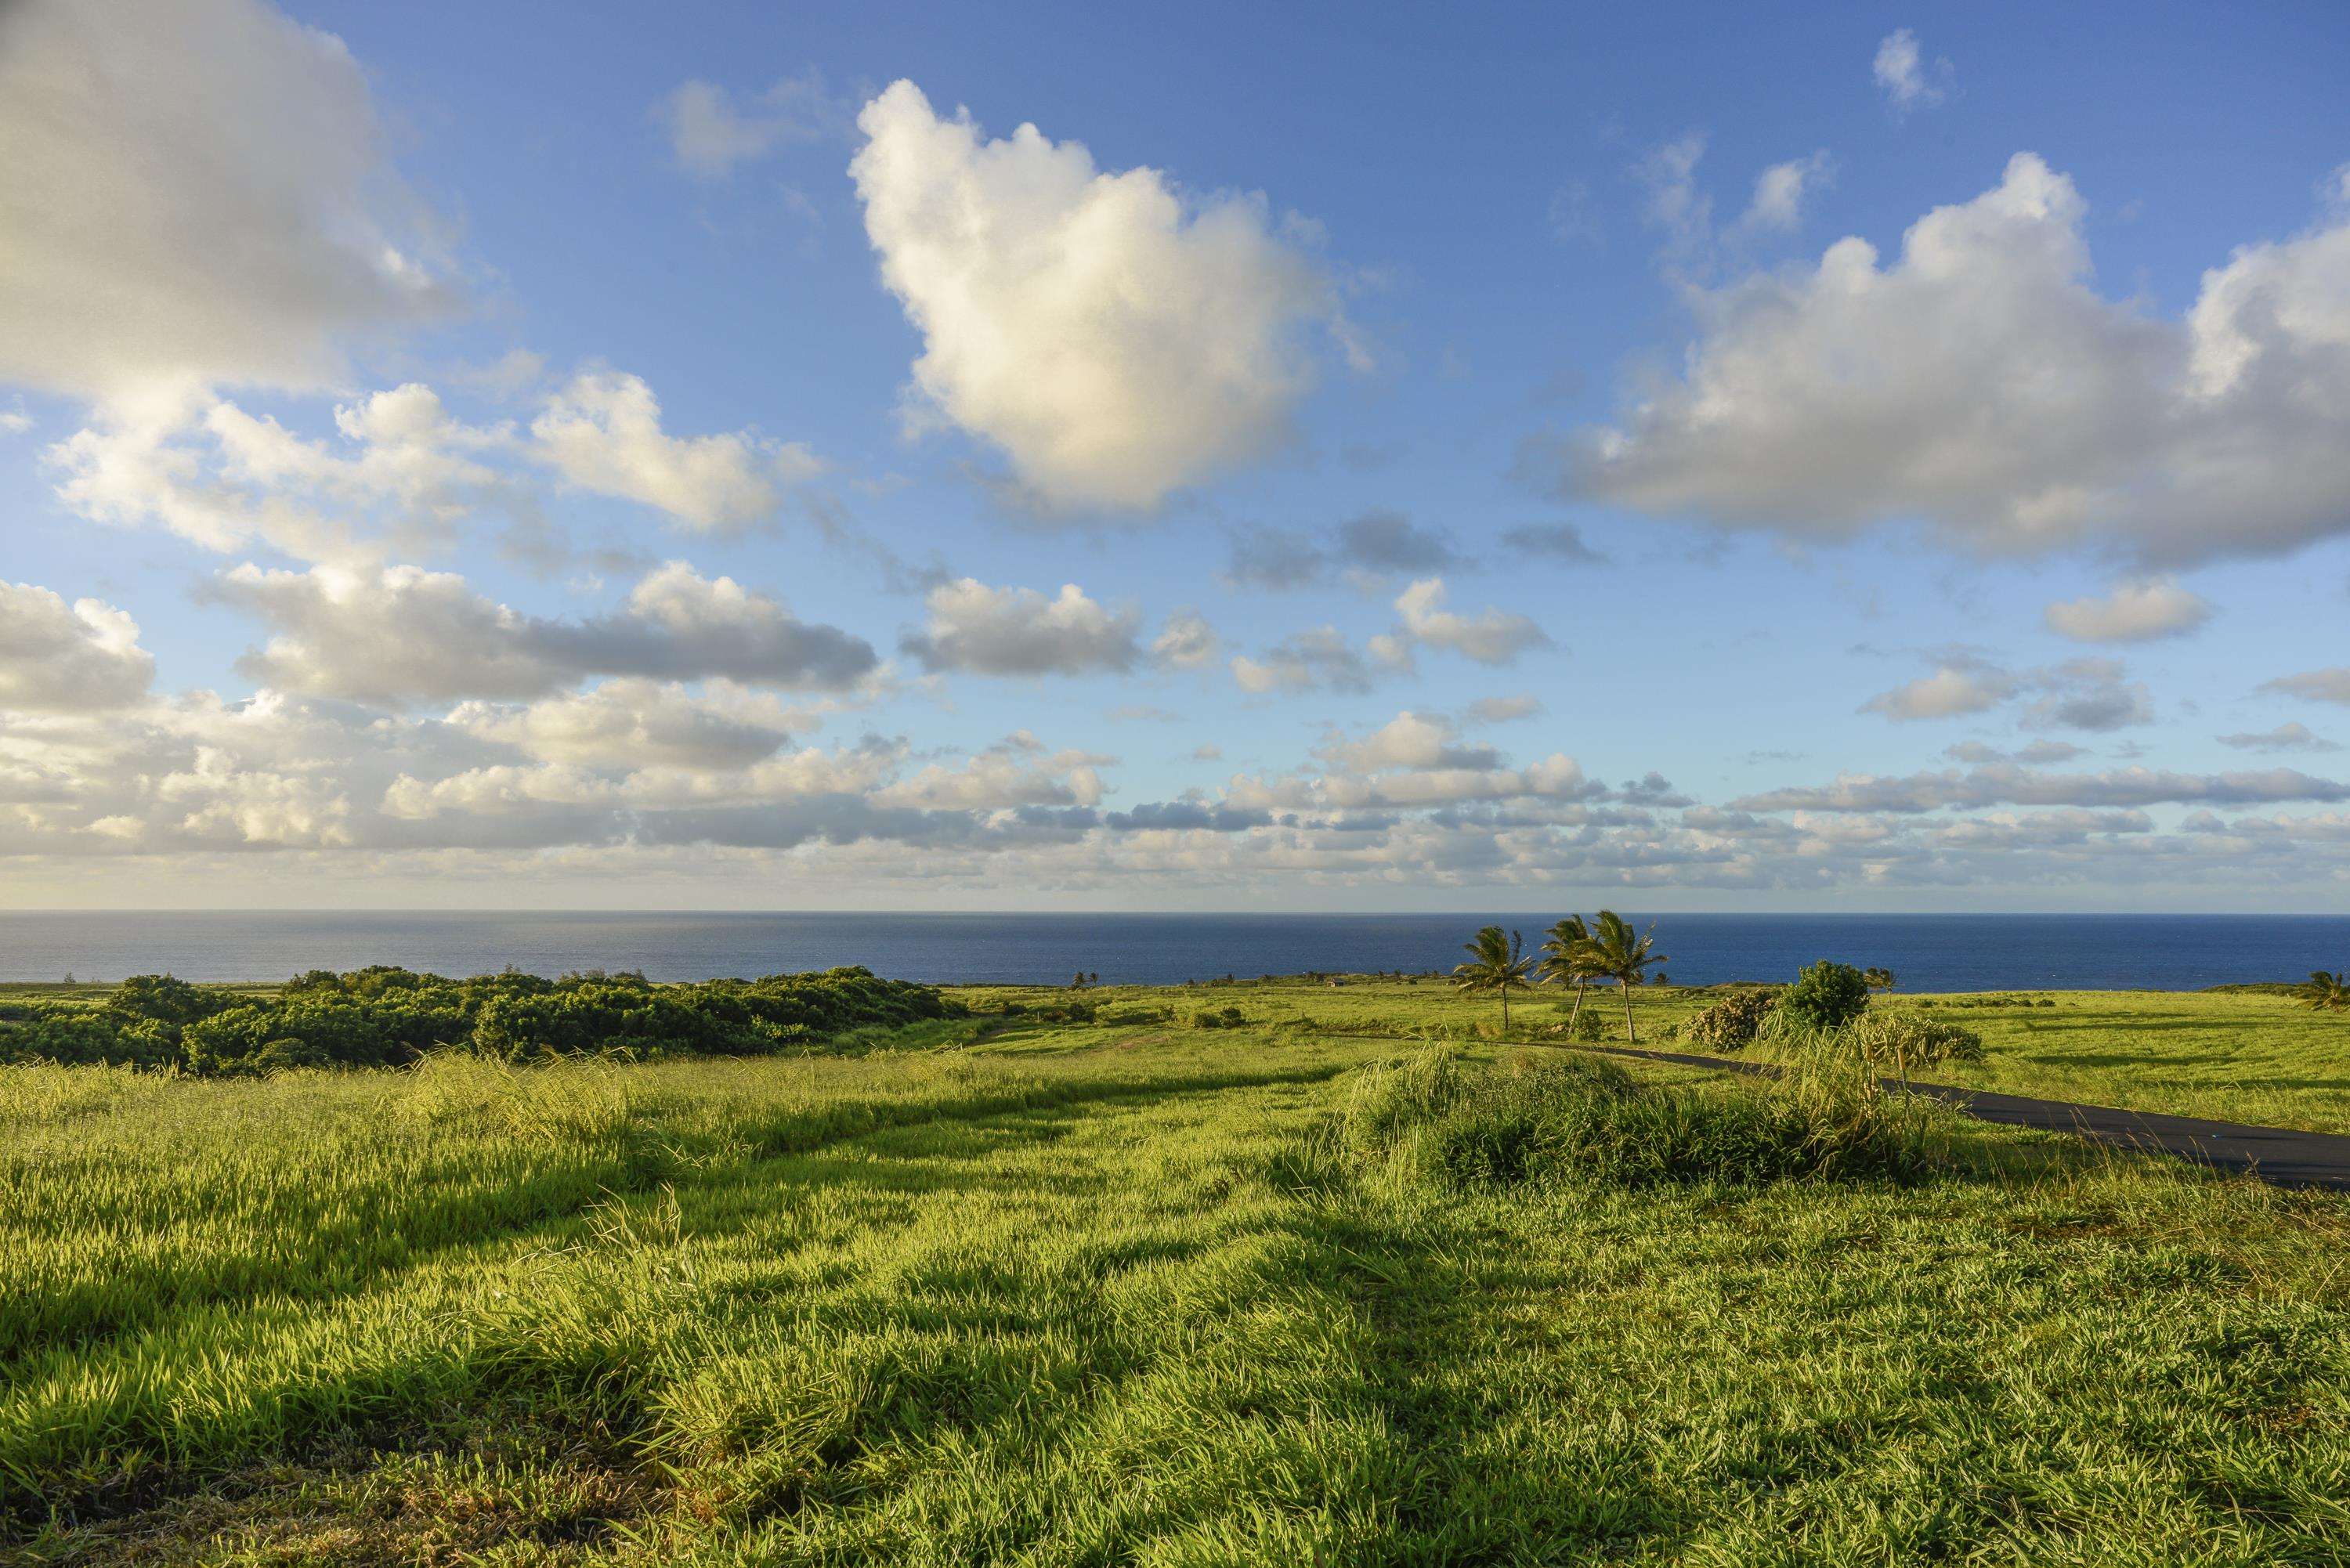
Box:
5 981 2349 1564
952 977 2350 1135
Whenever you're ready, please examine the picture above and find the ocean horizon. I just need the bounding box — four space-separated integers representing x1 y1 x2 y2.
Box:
3 911 2346 993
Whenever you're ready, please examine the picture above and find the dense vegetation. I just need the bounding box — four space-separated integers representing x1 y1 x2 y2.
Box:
4 990 2346 1564
0 966 958 1074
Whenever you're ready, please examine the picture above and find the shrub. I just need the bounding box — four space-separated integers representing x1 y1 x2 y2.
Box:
1187 1006 1248 1030
1782 961 1871 1031
1570 1008 1607 1042
1682 988 1781 1053
0 965 959 1072
1336 1047 1944 1192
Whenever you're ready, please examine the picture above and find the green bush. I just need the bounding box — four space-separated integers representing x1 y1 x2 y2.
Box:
1783 961 1871 1031
1337 1048 1943 1191
1682 988 1781 1053
1 965 958 1073
1570 1008 1606 1042
1187 1006 1248 1030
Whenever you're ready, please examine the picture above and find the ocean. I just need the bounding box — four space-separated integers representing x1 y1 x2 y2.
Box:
1 911 2345 992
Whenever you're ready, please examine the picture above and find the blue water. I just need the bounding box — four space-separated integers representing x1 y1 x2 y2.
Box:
0 912 2344 992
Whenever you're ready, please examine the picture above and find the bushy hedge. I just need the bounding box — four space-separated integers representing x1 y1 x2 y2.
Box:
1681 988 1781 1052
0 966 958 1074
1781 961 1872 1031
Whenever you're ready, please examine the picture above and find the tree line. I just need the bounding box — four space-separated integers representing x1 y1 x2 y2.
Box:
0 965 959 1073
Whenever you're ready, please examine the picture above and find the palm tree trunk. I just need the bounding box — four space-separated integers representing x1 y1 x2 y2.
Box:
1567 981 1586 1031
1500 985 1509 1031
1622 978 1636 1043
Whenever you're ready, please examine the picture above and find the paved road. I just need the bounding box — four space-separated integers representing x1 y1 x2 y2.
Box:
1589 1043 2350 1191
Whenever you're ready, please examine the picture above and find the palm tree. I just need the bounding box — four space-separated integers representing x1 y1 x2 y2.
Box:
1584 910 1667 1043
2299 970 2349 1012
1452 925 1536 1031
1538 915 1597 1034
1863 966 1896 994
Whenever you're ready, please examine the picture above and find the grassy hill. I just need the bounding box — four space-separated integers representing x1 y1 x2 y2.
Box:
5 977 2347 1563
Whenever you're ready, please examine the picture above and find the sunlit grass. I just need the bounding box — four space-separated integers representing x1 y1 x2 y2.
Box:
5 989 2348 1563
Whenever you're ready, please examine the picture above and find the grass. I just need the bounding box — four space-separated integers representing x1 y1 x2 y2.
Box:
967 977 2350 1135
4 982 2348 1563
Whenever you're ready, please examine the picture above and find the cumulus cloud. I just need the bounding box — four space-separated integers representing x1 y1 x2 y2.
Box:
1151 609 1220 670
1231 627 1374 695
1384 578 1550 666
212 559 877 704
2044 579 2213 642
656 70 845 179
850 80 1343 511
1318 712 1502 774
445 681 805 771
899 578 1140 676
1862 652 2150 731
870 733 1110 811
0 582 157 710
2262 668 2350 705
1546 154 2350 565
2218 721 2338 754
530 370 819 531
1862 662 2016 721
0 0 448 401
1873 29 1950 111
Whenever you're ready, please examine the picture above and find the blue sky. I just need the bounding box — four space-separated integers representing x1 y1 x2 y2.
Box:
2 0 2348 909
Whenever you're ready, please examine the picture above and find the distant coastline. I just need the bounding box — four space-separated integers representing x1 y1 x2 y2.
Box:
2 911 2345 993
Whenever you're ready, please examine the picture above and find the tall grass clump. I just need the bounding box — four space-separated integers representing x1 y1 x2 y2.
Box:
1755 1003 1986 1077
1336 1046 1951 1194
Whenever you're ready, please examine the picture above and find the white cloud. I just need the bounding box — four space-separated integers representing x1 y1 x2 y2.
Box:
870 735 1110 811
1387 577 1550 665
2262 668 2350 705
1152 609 1220 670
1469 695 1544 724
445 680 804 771
1861 663 2016 721
2218 722 2337 754
0 582 157 710
1635 132 1712 255
899 578 1140 676
1549 154 2350 565
161 746 353 847
850 80 1342 511
0 0 448 401
2044 579 2213 642
212 559 877 704
1738 153 1834 236
1861 652 2151 731
45 368 810 562
656 71 844 179
530 370 818 531
1873 29 1950 112
1319 711 1502 774
1231 627 1374 695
